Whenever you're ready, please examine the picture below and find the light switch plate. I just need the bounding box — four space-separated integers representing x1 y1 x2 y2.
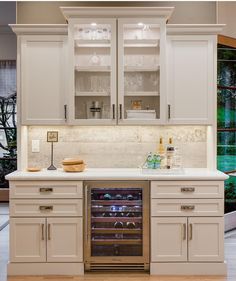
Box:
32 140 40 153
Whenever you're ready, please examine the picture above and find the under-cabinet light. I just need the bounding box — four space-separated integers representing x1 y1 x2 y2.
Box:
138 22 144 27
91 22 97 26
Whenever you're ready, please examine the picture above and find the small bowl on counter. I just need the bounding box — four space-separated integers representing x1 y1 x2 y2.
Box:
62 158 86 172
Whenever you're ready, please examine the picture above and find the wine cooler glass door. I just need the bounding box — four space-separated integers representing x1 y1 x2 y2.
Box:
84 181 149 267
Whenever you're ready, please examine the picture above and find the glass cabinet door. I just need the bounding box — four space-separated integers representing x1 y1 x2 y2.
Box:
69 19 116 124
118 19 166 124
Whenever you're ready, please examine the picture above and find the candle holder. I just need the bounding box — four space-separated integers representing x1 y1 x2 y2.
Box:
47 131 58 170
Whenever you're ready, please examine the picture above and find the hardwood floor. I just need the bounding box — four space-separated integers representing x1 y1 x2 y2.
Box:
1 201 236 281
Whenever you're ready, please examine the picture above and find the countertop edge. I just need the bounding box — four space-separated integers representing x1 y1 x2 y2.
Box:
5 168 229 181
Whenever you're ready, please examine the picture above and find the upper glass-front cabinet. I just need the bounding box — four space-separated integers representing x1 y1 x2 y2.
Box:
68 17 166 125
118 19 166 124
69 19 116 124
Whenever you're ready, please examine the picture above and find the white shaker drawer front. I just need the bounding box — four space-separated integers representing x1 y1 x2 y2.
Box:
10 181 83 199
151 199 223 217
151 181 224 199
10 199 83 217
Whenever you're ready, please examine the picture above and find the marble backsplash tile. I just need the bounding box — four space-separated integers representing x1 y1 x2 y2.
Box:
27 126 207 168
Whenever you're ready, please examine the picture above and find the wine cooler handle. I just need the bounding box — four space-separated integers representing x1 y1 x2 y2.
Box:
85 185 89 242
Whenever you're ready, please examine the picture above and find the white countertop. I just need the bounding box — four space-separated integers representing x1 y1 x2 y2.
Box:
6 168 229 181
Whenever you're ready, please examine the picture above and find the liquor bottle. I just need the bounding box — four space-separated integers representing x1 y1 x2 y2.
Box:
166 137 175 169
114 221 123 228
127 194 133 200
104 193 112 200
126 222 136 229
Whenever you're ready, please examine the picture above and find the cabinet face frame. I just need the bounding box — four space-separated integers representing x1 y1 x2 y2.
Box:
67 18 117 125
166 35 216 125
20 35 68 125
117 18 167 125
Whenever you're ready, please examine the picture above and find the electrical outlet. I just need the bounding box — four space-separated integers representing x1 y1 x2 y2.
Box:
32 140 40 153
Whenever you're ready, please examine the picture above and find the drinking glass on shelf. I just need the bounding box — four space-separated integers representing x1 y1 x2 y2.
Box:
83 28 91 40
96 29 103 40
77 28 83 39
103 28 109 40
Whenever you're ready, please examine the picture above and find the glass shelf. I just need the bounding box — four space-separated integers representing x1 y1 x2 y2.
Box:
125 91 159 96
75 39 111 48
124 39 159 47
75 66 111 72
124 66 160 72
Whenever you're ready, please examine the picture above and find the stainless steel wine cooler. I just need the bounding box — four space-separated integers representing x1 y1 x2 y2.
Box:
84 181 149 271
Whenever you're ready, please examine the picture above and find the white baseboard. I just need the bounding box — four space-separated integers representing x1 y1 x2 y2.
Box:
150 262 227 275
7 262 84 275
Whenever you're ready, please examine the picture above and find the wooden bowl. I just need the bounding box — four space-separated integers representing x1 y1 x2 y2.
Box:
62 158 84 165
62 163 85 172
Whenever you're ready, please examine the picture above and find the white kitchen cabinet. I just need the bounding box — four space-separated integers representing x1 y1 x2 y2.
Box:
151 217 224 263
150 180 225 274
64 8 172 125
20 34 67 125
47 218 83 262
151 217 187 262
10 218 46 262
188 217 224 262
10 24 69 125
10 217 83 263
166 35 215 124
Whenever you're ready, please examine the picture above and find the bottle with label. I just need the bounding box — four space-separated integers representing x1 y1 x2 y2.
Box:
157 137 166 168
166 137 175 169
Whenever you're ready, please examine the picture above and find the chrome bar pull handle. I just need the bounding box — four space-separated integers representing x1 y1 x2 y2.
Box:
64 104 67 121
119 104 122 119
112 104 116 119
181 205 195 211
41 224 45 240
39 187 53 193
181 187 195 193
39 206 53 211
168 104 171 119
189 223 193 240
48 224 51 240
182 223 186 240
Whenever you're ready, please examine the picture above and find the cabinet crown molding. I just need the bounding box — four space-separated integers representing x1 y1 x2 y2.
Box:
167 24 225 35
60 6 174 20
9 24 68 35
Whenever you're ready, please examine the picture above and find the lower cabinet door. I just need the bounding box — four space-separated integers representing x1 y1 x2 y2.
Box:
151 217 187 261
10 217 46 262
188 217 224 262
46 217 83 262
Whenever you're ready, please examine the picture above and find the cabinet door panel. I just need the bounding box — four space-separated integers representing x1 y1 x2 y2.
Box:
118 18 167 125
21 35 67 125
151 217 187 262
188 217 224 262
68 18 117 125
47 218 83 262
167 35 215 124
10 218 46 262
